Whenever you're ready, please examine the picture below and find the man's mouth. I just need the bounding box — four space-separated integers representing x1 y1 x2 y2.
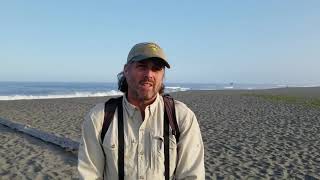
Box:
140 81 153 88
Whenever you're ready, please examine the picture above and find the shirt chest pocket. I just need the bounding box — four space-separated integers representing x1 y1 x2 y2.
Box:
104 140 118 163
151 133 177 176
103 139 137 176
102 139 118 177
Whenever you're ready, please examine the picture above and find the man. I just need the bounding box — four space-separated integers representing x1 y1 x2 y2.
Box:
78 42 205 179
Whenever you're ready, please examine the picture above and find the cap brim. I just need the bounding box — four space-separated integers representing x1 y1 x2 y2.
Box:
130 56 170 68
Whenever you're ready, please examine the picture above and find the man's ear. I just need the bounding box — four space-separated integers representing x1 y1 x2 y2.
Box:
124 64 128 76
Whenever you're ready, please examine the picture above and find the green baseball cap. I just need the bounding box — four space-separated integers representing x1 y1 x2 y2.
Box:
127 42 170 68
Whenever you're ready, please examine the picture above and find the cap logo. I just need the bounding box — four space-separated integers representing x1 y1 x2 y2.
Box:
148 44 159 53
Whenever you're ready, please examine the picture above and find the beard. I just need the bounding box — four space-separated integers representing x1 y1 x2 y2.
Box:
128 79 162 103
138 80 159 100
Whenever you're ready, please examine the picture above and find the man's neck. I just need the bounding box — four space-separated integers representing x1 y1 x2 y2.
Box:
126 93 158 121
126 93 157 113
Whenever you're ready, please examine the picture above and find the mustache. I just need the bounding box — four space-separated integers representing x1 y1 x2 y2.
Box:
139 80 154 85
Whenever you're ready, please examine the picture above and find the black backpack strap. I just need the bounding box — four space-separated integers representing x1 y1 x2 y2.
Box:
164 107 170 180
163 94 180 142
117 98 124 180
163 94 180 180
101 96 123 142
101 96 124 180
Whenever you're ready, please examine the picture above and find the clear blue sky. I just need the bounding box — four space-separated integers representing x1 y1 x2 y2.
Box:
1 1 319 85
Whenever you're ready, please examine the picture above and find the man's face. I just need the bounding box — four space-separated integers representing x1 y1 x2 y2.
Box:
124 59 165 102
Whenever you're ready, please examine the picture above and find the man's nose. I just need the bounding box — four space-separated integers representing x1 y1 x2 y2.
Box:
144 68 154 78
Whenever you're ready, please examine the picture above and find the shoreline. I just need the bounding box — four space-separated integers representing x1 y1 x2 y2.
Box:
1 86 319 101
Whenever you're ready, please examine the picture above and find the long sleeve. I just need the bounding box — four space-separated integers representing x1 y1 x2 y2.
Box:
78 104 105 180
174 102 205 180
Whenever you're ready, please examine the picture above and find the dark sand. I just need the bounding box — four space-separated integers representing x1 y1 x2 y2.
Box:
0 87 320 179
0 124 78 179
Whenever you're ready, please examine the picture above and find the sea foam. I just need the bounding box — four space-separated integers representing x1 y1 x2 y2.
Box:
0 90 123 101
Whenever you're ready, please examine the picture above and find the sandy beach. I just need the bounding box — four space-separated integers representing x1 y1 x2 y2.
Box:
0 124 78 179
0 87 320 179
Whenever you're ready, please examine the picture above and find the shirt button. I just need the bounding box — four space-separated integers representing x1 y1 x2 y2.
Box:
140 152 144 155
139 176 144 179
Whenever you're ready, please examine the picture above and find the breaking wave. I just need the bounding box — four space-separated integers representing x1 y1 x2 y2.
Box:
0 90 123 100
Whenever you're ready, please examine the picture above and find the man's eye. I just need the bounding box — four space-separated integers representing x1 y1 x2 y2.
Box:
152 66 163 71
137 64 146 68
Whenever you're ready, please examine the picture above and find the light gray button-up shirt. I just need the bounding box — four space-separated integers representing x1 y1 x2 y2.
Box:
78 94 205 180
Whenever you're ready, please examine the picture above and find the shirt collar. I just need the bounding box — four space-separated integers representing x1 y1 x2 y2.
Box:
123 93 160 118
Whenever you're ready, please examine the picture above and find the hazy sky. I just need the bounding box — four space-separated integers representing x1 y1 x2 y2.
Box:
1 1 319 85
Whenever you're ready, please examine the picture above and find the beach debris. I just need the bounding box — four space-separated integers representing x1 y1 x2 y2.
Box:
0 117 79 151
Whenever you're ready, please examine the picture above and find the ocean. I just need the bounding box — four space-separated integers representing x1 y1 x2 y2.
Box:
0 81 310 101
